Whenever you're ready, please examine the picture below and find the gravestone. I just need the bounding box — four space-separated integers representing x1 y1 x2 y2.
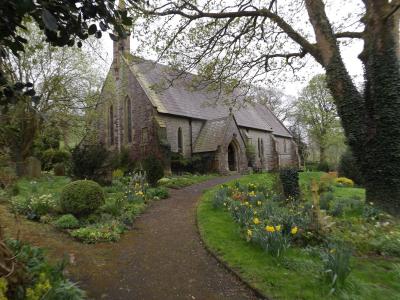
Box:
25 156 41 178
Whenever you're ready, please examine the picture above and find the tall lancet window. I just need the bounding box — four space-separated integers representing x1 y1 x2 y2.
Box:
109 105 114 146
178 127 183 154
126 97 132 143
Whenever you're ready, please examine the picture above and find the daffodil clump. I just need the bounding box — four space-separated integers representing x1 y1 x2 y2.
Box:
213 181 303 257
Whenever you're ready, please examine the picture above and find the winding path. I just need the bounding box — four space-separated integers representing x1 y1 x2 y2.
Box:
1 176 263 299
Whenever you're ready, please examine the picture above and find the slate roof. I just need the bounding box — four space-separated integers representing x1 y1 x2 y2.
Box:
193 117 230 153
125 56 292 138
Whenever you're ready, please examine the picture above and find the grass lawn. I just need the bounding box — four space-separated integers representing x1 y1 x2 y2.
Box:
158 173 218 189
197 172 400 300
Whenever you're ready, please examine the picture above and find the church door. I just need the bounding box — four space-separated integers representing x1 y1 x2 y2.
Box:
228 143 237 171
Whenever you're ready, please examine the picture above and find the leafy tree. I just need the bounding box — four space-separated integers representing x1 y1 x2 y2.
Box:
294 74 343 165
0 0 134 106
0 22 105 166
132 1 400 214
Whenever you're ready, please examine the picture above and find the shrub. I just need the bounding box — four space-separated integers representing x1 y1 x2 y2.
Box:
279 168 300 201
41 148 71 171
0 166 17 189
60 180 105 217
317 161 331 172
71 144 109 184
146 187 169 200
338 149 364 185
54 214 80 229
335 177 354 187
142 155 164 186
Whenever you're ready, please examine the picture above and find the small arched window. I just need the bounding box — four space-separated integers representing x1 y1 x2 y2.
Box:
257 138 261 158
126 97 132 143
178 127 183 154
284 139 287 153
109 105 114 145
261 138 264 157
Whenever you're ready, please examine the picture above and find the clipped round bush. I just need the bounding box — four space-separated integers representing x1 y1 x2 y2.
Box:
60 180 105 217
335 177 354 187
55 214 80 229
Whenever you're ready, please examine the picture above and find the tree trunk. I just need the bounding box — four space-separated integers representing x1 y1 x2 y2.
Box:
305 0 400 214
358 1 400 213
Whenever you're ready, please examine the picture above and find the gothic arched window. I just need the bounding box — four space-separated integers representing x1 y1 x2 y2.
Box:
178 127 183 154
126 97 132 143
109 105 114 146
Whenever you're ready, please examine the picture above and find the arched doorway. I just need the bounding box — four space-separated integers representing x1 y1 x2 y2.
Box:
228 142 237 171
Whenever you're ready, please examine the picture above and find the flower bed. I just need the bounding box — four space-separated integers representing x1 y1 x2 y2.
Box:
6 173 169 243
198 173 400 299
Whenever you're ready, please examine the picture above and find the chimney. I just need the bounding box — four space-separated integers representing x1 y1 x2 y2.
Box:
113 0 130 80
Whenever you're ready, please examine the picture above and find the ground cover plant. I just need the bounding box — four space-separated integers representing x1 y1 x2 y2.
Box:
158 173 218 189
7 172 169 244
198 172 400 299
0 239 84 300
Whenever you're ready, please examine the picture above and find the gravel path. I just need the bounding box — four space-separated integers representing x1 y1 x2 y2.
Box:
1 175 263 300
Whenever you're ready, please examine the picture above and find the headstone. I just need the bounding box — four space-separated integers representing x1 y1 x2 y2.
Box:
25 156 41 178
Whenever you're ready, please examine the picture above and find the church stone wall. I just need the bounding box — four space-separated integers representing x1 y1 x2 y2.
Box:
243 128 275 171
157 114 192 157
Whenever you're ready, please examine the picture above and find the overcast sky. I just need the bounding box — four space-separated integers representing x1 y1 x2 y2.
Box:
96 0 365 97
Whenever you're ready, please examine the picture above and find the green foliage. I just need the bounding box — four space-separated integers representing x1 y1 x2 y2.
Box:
60 180 105 217
41 148 71 171
323 243 352 291
70 221 124 243
142 155 164 186
11 193 57 220
211 186 229 209
317 161 331 172
279 168 300 200
5 239 85 300
71 144 109 184
320 192 334 210
338 149 364 185
54 214 80 229
145 187 169 200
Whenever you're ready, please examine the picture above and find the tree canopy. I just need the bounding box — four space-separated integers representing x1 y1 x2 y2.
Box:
131 0 400 214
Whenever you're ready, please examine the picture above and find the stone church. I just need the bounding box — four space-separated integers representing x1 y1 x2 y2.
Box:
96 34 299 174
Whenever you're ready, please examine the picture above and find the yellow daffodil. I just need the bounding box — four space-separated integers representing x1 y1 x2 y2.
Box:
275 225 281 231
253 217 260 225
265 225 275 232
257 201 262 206
247 229 252 237
244 201 249 206
291 226 298 235
253 211 257 215
248 191 256 197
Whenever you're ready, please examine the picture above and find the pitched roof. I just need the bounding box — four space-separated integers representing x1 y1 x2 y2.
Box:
125 56 292 137
193 117 230 153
